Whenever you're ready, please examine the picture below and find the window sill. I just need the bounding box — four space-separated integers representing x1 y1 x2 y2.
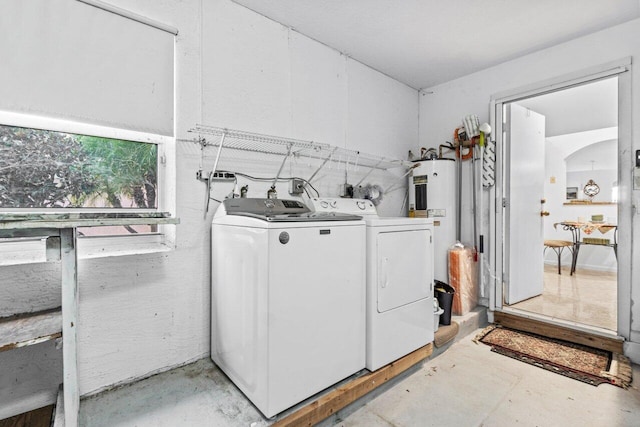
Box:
78 234 174 259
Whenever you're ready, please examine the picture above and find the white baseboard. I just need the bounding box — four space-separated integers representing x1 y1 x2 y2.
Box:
543 260 616 273
81 351 208 398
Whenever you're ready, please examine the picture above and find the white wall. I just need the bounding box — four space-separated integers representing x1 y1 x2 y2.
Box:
201 0 417 216
419 18 640 361
0 0 418 418
544 138 618 272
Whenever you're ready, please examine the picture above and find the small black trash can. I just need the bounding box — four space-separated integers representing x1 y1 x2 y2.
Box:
434 280 455 326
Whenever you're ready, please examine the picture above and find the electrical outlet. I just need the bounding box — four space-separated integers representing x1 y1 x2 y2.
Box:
290 178 305 195
211 172 236 181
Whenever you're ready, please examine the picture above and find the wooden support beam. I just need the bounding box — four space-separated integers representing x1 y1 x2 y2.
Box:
52 385 65 427
0 309 62 352
494 311 624 354
60 228 79 427
273 343 433 427
0 215 179 427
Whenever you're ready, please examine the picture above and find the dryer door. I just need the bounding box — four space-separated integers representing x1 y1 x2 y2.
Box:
377 229 432 312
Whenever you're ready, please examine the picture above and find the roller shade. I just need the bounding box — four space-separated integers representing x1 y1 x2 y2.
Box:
0 0 174 136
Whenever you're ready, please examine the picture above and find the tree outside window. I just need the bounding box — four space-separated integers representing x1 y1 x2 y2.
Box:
0 124 158 234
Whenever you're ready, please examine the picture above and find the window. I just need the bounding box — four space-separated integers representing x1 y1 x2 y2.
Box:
0 114 175 263
0 110 174 240
1 123 158 210
0 122 163 236
0 1 175 261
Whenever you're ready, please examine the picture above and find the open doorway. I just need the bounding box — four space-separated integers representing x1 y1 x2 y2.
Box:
504 77 618 332
490 59 635 340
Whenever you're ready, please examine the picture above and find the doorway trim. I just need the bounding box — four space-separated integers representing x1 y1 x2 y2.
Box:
487 57 632 340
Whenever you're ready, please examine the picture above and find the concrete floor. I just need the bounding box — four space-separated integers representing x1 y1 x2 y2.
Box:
80 329 640 427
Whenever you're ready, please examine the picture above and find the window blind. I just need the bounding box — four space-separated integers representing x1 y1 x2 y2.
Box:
0 0 174 136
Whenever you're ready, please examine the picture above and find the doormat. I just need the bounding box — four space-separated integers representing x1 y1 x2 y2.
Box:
474 325 632 388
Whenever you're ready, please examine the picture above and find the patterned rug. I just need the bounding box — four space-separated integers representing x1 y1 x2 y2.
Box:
475 325 632 388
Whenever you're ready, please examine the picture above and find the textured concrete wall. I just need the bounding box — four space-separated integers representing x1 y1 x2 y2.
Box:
0 0 419 418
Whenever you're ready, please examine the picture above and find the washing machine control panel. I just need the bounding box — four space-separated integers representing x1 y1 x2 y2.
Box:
223 198 311 216
309 198 377 216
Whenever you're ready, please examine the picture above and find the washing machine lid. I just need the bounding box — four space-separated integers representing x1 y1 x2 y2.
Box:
229 211 363 222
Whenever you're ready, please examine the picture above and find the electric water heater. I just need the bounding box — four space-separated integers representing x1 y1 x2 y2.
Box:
408 159 457 283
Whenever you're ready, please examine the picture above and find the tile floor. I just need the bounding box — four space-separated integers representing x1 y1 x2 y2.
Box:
80 329 640 427
509 265 616 331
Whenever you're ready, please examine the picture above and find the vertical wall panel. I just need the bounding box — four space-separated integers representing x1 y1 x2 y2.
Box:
289 31 347 146
347 60 419 159
201 0 291 137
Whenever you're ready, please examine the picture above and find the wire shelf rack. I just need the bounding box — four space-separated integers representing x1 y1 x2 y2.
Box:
189 125 410 171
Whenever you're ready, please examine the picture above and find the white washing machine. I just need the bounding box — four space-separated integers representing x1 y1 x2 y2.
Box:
211 198 366 418
308 198 434 371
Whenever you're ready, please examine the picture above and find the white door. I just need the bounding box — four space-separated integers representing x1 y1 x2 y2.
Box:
505 103 546 304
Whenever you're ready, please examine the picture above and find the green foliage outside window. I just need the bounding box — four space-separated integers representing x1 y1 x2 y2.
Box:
0 124 158 210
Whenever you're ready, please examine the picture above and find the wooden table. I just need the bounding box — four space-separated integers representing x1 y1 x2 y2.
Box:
0 213 179 427
554 221 617 275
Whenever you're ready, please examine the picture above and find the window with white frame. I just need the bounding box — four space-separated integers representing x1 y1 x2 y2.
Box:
0 114 174 262
0 120 167 235
1 124 158 211
0 0 176 247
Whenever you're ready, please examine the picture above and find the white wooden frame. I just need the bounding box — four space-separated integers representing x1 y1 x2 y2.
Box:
488 58 632 340
0 216 178 427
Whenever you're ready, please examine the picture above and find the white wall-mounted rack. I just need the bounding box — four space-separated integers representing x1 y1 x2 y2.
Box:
189 125 411 172
188 125 412 216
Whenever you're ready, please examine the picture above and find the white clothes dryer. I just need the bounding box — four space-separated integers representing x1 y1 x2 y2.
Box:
308 198 434 371
211 198 366 418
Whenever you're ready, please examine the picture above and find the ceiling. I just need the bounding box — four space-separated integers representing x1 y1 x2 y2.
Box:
516 77 618 137
232 0 640 90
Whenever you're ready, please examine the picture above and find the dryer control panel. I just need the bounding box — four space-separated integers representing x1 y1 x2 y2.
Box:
308 198 378 216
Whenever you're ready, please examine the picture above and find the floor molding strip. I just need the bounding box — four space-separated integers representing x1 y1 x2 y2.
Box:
273 343 433 427
494 311 623 353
